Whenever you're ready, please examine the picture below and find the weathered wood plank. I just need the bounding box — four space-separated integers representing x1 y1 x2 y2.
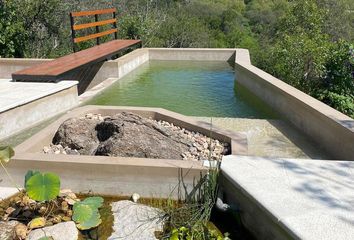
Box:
12 39 142 81
73 18 116 30
71 8 116 17
74 29 117 43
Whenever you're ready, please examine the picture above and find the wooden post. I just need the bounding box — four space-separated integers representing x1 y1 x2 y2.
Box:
113 11 118 40
95 14 100 45
69 13 77 52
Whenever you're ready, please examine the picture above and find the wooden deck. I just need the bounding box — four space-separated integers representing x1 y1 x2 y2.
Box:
12 39 141 82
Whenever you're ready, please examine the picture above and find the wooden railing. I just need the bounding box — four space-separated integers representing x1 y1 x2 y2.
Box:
70 8 118 52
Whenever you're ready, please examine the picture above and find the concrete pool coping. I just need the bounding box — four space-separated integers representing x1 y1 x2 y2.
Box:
0 79 77 113
220 155 354 240
234 50 354 160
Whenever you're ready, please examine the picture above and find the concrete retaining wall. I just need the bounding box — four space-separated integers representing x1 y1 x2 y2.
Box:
4 155 206 198
0 84 78 140
220 173 294 240
86 48 149 91
234 49 354 160
9 105 248 198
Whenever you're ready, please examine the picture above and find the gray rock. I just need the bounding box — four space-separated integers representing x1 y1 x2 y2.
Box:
0 221 19 240
53 117 100 155
95 112 189 159
108 200 165 240
27 221 78 240
51 112 228 160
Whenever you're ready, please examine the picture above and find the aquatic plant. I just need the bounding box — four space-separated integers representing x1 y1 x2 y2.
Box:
25 171 60 202
158 165 223 239
0 146 14 163
169 225 230 240
0 146 21 191
0 145 105 239
72 196 104 230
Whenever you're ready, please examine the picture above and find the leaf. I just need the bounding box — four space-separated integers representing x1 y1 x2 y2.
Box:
24 170 40 187
38 237 54 240
25 172 60 201
77 215 102 230
72 203 101 230
0 146 14 163
80 196 104 208
28 217 46 229
169 229 179 240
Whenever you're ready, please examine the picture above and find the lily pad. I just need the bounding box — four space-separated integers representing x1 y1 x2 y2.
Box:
24 170 40 187
72 203 102 230
25 172 60 201
0 146 14 163
80 196 104 208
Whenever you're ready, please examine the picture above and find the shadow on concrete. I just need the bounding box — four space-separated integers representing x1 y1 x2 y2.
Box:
271 158 354 222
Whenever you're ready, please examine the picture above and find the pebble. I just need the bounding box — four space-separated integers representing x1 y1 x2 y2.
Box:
131 193 140 203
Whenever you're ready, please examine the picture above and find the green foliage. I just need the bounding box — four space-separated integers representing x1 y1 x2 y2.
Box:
72 196 104 230
25 172 60 201
316 91 354 118
38 237 54 240
79 196 104 209
323 41 354 96
169 225 229 240
163 167 221 239
24 170 40 187
262 0 354 117
0 146 21 191
0 146 15 163
0 1 26 57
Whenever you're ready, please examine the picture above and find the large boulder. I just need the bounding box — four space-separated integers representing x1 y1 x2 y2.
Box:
53 117 101 155
108 200 165 240
27 221 78 240
52 112 192 160
95 112 190 159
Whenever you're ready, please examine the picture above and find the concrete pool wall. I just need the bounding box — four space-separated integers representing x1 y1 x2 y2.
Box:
0 80 78 139
234 50 354 160
7 105 247 197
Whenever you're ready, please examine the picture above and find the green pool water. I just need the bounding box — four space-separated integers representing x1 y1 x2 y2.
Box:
87 60 277 118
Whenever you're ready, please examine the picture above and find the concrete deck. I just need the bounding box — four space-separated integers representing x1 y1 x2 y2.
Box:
0 79 77 112
0 79 79 140
221 155 354 240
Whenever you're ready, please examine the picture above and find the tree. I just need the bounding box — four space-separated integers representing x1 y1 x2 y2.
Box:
265 0 330 92
0 0 26 57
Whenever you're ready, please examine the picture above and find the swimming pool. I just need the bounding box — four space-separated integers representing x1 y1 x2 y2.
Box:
87 60 277 118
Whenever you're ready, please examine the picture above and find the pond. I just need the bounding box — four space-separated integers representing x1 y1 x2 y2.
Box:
87 60 277 119
77 194 255 240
